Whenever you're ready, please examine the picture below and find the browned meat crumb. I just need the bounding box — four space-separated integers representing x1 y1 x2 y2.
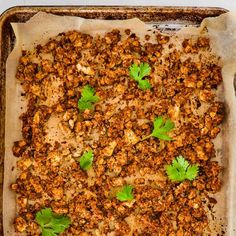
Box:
12 28 224 235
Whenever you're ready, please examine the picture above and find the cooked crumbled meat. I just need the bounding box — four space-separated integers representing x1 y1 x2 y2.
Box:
125 29 131 35
197 37 210 48
12 140 28 157
145 34 151 41
12 28 224 235
14 217 27 232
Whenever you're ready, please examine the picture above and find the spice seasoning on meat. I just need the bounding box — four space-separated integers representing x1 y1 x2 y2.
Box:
11 30 224 235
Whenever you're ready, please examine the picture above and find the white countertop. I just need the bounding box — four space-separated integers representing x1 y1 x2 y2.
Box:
0 0 236 16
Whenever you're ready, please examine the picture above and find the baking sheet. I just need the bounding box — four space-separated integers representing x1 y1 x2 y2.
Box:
4 11 236 235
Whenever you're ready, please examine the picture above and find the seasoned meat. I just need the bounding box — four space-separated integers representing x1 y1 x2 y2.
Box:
12 29 224 235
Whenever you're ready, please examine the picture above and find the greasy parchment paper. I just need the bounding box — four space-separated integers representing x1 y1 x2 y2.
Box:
4 12 236 236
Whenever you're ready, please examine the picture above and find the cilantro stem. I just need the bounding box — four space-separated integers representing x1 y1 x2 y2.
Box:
141 135 152 141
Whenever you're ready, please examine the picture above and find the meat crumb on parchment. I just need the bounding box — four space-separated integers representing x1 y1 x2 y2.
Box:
12 29 224 235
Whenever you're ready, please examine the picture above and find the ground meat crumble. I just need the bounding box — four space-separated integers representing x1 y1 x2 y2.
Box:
11 28 224 235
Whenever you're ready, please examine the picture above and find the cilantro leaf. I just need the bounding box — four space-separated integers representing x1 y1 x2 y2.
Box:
79 150 94 171
78 85 99 111
42 228 57 236
81 85 99 102
142 116 175 141
116 185 134 201
36 208 52 225
185 165 199 180
35 208 71 236
139 62 151 78
138 80 151 90
129 62 151 90
166 156 199 182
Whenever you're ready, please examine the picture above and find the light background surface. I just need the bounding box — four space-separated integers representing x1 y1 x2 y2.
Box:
0 0 235 16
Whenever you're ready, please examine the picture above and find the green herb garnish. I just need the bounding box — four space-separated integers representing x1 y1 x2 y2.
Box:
116 185 134 201
78 85 99 111
166 156 199 182
35 208 71 236
79 150 94 171
142 116 175 141
129 62 151 90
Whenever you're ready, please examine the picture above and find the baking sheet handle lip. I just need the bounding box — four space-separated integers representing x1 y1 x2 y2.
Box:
0 5 229 23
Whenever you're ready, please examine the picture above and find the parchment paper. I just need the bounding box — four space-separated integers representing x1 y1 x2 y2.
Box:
4 12 236 235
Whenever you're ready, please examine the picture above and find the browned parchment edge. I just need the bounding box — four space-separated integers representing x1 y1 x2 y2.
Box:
0 6 228 235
